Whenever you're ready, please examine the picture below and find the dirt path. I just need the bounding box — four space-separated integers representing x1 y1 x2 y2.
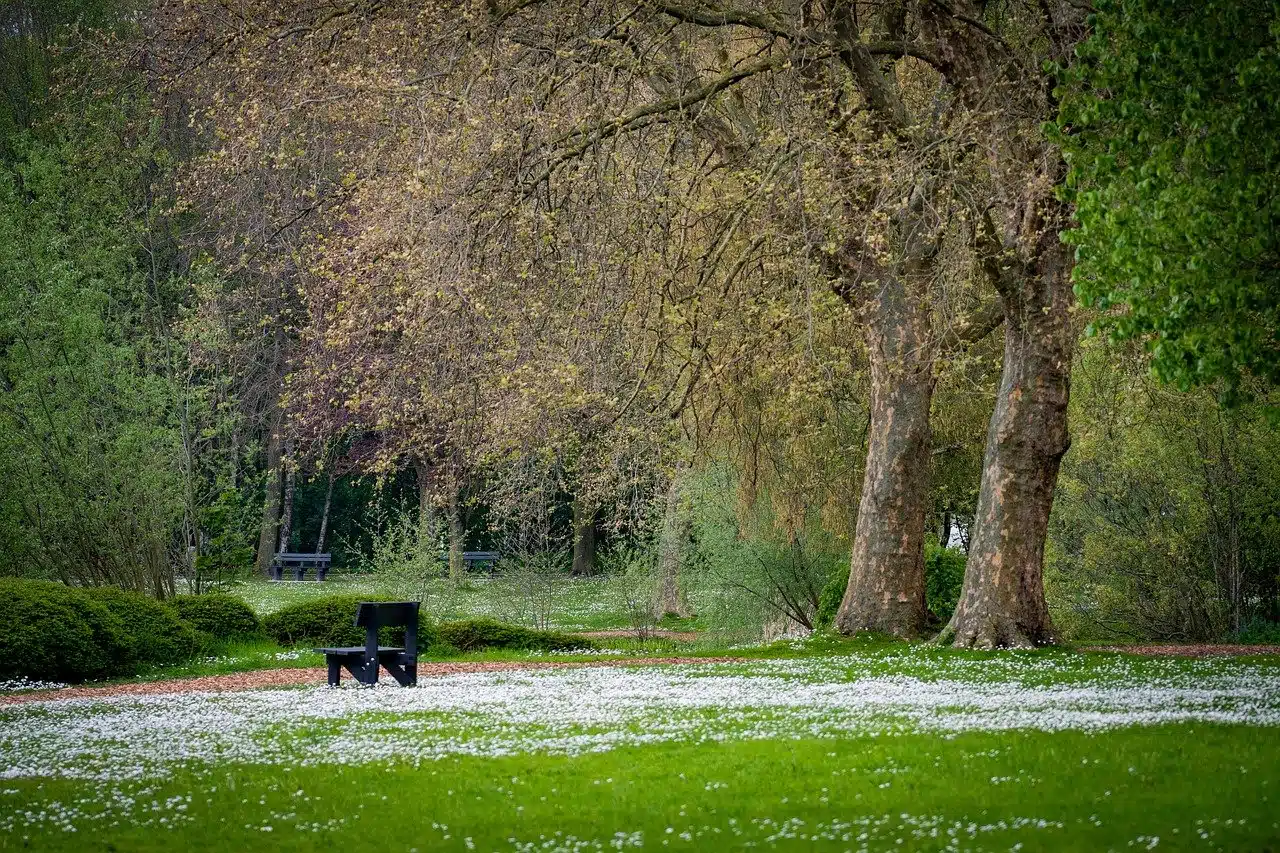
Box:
0 656 737 707
1081 644 1280 656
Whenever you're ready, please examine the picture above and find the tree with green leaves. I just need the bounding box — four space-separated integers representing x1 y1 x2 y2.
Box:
1056 0 1280 395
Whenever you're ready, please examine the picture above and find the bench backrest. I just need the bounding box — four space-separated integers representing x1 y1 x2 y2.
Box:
274 552 331 563
354 601 419 629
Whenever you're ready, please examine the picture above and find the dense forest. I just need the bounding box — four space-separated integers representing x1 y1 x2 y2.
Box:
1 0 1277 646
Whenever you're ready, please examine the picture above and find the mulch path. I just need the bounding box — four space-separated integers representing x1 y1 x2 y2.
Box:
0 657 737 707
1081 644 1280 656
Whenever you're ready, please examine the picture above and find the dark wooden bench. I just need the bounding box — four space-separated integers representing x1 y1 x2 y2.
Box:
451 551 501 572
317 601 419 687
271 552 331 582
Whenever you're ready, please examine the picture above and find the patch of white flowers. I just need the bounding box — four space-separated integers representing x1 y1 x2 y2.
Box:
0 677 68 694
2 655 1278 784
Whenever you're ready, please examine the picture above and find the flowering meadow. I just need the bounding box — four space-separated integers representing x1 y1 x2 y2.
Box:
2 647 1278 851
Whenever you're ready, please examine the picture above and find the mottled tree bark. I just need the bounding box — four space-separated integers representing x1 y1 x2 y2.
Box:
315 470 335 554
834 270 934 638
655 465 694 618
940 240 1073 648
255 419 284 575
571 497 597 576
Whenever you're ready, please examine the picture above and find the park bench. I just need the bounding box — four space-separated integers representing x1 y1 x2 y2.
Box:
438 551 501 574
270 552 331 582
462 551 500 572
318 601 420 687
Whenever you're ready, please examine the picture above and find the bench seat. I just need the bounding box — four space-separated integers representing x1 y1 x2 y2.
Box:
315 646 407 656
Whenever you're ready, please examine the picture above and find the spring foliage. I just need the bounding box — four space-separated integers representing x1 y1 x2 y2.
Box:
1057 0 1280 393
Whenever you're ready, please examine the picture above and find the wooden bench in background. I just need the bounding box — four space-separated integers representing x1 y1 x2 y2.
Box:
271 552 331 582
317 601 419 687
459 551 501 572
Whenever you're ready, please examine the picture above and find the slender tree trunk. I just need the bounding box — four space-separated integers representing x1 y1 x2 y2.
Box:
940 510 952 549
414 456 438 547
940 241 1073 648
315 470 335 554
834 270 935 638
277 439 296 554
255 418 284 575
571 498 597 576
655 465 694 618
447 478 465 582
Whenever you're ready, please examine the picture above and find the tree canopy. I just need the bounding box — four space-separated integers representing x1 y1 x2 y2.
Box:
1057 0 1280 395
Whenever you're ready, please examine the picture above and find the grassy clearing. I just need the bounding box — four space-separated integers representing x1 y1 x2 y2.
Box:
228 575 734 635
2 645 1277 851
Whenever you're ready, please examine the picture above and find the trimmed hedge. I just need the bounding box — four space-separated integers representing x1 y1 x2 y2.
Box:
173 593 260 638
0 578 135 682
83 587 200 666
263 595 438 649
437 618 593 652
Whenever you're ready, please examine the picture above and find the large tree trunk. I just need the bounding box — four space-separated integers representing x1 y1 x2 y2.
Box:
940 241 1073 648
255 418 284 575
571 498 597 576
277 439 296 554
655 465 694 618
315 470 335 554
834 269 935 638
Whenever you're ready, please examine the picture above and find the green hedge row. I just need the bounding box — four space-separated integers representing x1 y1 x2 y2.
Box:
263 597 592 653
0 579 262 683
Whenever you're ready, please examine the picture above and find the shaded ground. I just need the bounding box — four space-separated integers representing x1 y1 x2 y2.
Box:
0 656 735 706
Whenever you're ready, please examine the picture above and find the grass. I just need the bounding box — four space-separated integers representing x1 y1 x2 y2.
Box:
4 725 1276 852
227 574 736 636
3 643 1278 851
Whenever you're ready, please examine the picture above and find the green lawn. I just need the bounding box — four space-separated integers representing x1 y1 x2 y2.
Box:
227 574 736 636
3 645 1278 851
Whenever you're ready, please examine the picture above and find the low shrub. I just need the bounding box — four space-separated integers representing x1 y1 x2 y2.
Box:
0 578 135 682
173 593 260 638
437 618 593 652
263 595 438 649
814 569 848 631
924 544 966 623
1239 618 1280 645
83 587 200 666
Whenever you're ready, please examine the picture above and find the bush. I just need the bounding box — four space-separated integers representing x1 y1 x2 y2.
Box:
1239 618 1280 645
263 595 438 649
83 587 200 666
0 578 135 682
814 569 848 631
173 593 260 638
924 544 966 623
437 618 592 652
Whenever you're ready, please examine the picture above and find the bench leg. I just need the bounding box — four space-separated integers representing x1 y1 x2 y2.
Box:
327 657 341 687
294 566 305 582
382 660 417 687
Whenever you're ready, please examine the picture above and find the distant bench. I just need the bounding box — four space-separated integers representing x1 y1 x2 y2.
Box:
454 551 500 572
270 552 331 582
318 601 419 687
